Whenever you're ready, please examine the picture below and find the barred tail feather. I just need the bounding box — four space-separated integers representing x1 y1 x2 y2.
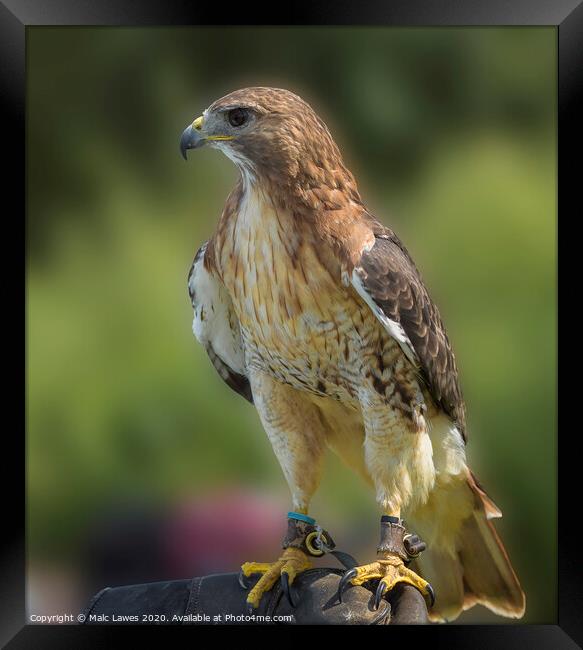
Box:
408 471 526 622
457 482 526 618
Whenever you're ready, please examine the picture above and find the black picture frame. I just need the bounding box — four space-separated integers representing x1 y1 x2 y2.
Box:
5 0 577 646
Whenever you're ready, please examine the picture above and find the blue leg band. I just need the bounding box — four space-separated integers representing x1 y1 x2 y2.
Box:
287 511 316 525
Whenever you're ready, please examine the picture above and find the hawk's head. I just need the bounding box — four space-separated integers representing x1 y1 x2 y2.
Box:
180 87 359 200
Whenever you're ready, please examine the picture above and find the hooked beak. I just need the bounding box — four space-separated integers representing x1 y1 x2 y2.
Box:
180 115 235 160
180 116 205 160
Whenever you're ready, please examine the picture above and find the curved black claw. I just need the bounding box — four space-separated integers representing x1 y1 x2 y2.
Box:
238 568 249 590
373 580 388 610
246 602 256 615
337 568 358 604
280 572 297 608
426 582 436 608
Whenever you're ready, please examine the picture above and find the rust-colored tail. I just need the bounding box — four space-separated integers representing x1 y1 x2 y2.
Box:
408 471 526 622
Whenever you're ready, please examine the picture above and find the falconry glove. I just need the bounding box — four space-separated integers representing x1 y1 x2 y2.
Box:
81 569 429 625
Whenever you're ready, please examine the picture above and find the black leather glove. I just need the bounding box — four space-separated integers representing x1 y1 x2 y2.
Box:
81 568 429 625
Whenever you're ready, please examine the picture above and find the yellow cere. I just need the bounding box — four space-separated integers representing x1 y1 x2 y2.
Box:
191 115 234 141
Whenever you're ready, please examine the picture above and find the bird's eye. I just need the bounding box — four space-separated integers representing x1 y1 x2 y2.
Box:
227 108 248 128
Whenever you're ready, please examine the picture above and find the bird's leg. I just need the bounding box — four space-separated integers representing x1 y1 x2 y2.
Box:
338 513 434 610
240 372 331 609
346 387 436 609
240 511 335 610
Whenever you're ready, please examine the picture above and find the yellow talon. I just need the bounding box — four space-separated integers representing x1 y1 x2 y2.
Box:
341 553 433 606
241 561 272 577
377 560 432 594
241 547 312 609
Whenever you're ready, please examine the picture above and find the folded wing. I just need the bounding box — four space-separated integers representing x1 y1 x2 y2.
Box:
188 243 252 403
351 217 466 439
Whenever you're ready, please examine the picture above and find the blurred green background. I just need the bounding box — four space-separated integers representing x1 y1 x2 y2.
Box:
26 27 556 623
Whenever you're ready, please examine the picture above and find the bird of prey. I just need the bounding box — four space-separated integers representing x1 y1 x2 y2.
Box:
180 87 526 621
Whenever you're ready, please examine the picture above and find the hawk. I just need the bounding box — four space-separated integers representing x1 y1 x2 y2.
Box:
180 87 525 621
